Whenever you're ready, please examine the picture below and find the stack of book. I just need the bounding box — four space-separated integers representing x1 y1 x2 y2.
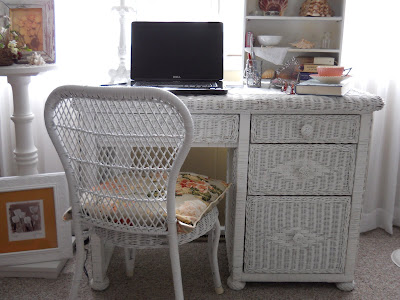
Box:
296 56 336 81
295 77 353 96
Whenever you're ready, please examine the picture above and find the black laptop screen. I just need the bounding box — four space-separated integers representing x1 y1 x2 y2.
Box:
131 22 223 81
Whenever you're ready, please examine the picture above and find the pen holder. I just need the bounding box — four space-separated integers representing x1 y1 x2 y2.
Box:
245 59 262 88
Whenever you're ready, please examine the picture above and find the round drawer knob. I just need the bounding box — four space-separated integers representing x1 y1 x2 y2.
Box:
293 233 305 243
301 124 314 138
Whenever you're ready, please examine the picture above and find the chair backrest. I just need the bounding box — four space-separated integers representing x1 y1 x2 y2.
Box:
44 86 193 234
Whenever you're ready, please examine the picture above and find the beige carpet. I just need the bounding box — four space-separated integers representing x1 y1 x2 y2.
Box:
1 227 400 300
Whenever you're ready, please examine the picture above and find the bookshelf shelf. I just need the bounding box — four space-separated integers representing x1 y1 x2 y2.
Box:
243 0 346 73
246 16 343 22
288 48 341 53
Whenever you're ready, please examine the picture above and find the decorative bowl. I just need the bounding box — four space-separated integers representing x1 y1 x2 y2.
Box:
257 35 283 46
317 66 344 77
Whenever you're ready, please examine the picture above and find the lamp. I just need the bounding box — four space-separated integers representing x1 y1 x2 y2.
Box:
109 0 135 83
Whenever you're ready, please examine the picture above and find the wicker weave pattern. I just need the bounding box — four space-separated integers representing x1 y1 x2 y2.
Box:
244 196 351 274
248 144 356 195
50 91 187 233
225 149 237 271
180 89 384 114
251 115 360 143
192 114 239 144
91 207 219 249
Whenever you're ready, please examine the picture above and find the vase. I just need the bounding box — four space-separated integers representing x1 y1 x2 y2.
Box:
0 49 14 66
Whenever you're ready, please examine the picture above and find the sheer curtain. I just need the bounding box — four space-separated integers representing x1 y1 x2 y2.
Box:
341 1 400 233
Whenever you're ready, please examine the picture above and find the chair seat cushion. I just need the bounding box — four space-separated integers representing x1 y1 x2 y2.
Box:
80 172 230 233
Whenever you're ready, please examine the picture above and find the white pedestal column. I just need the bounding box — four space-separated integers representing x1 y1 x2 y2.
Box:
0 64 57 175
8 75 39 175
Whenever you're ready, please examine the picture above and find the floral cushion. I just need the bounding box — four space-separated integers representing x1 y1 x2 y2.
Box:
175 173 230 232
79 172 230 233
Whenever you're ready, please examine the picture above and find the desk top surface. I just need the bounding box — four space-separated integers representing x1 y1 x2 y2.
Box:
179 87 384 115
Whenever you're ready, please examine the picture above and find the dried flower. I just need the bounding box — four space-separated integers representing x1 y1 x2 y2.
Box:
0 15 31 61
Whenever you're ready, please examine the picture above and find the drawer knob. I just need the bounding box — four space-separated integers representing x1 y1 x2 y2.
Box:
301 124 314 138
298 166 313 178
293 233 305 243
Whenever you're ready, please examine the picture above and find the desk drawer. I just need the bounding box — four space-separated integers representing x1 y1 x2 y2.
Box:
248 144 356 195
251 115 360 143
244 196 350 274
192 114 239 144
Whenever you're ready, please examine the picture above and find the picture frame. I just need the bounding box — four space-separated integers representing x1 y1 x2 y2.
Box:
0 172 72 266
0 0 55 63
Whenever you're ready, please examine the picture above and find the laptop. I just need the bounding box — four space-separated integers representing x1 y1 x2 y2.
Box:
130 21 227 95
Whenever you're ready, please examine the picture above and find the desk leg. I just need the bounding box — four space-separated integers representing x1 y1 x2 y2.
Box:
7 75 38 175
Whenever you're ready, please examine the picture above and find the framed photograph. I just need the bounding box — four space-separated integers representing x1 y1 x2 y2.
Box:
0 172 72 266
0 0 55 63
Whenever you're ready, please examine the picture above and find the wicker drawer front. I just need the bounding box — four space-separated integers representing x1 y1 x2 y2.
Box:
244 196 351 274
251 115 360 143
192 114 239 144
248 144 356 195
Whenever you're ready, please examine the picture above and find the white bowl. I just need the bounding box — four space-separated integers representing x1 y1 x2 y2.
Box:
257 35 282 46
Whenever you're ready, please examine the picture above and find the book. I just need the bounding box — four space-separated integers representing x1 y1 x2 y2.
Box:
297 72 314 81
313 57 335 65
295 56 336 73
295 78 353 96
302 64 320 73
296 56 314 64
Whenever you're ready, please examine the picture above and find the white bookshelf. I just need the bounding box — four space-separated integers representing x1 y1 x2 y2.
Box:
243 0 346 72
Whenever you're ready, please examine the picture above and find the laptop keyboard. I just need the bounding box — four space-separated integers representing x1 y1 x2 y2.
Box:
133 81 219 88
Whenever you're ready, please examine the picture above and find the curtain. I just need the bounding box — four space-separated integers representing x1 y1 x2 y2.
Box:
341 1 400 233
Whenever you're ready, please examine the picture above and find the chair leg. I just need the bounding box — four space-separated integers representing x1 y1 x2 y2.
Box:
89 232 110 291
124 248 136 277
208 219 224 295
168 223 184 300
69 225 85 300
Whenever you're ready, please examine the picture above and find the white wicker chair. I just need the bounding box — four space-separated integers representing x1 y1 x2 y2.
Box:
44 86 224 300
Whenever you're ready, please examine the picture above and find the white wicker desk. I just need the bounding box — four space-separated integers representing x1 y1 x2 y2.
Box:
89 87 384 291
180 87 383 291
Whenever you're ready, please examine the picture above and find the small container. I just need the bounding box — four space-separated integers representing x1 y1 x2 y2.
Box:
321 32 331 49
265 11 280 16
246 59 262 88
317 66 344 77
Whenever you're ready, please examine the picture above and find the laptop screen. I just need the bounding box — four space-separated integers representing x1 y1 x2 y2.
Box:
131 22 223 81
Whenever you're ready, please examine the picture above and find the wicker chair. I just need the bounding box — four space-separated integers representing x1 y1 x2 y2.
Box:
44 86 224 300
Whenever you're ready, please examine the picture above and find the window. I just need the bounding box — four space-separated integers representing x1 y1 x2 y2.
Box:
54 0 243 84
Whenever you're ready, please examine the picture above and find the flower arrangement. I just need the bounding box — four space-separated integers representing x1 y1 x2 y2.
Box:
0 15 31 66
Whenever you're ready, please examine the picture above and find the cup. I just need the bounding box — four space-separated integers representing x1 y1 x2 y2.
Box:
246 59 262 88
317 66 344 77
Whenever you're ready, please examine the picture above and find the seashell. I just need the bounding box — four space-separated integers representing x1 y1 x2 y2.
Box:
27 52 46 65
290 39 315 49
259 0 288 16
299 0 334 17
262 69 275 79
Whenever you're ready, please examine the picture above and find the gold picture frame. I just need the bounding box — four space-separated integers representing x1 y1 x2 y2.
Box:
0 173 72 266
0 0 55 63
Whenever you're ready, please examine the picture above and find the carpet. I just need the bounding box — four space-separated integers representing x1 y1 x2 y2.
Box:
1 228 400 300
